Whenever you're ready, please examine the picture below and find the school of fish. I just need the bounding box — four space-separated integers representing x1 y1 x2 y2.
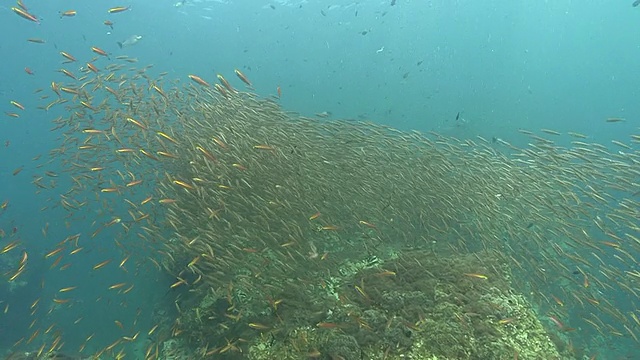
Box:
1 1 640 359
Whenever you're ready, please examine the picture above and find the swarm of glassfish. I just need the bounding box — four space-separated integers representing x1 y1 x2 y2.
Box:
2 10 639 359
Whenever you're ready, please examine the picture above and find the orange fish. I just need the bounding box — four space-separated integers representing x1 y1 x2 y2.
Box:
108 6 130 14
16 0 28 11
551 294 564 306
217 74 235 93
1 240 20 254
59 51 76 62
10 101 25 110
215 83 229 98
188 74 210 87
45 247 64 258
358 220 377 228
24 67 34 75
51 82 61 97
234 69 252 86
253 144 274 150
86 63 99 73
103 20 114 29
91 46 109 57
316 322 340 328
126 179 142 187
463 273 488 280
11 7 39 23
59 69 76 80
157 131 179 144
93 259 111 270
60 10 76 18
108 282 127 290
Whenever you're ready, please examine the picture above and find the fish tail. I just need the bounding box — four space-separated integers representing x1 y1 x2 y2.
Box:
117 42 123 49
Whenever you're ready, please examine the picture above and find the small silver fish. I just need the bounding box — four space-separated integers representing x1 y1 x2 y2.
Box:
117 35 143 48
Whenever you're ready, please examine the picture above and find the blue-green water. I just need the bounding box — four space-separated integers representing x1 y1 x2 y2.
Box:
1 1 639 359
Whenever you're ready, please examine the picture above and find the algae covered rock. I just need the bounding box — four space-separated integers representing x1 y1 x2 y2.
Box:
245 250 569 360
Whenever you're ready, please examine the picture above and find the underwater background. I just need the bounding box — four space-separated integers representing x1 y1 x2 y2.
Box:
1 1 639 359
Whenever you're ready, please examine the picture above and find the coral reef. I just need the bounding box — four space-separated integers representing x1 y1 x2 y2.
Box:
161 250 568 359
